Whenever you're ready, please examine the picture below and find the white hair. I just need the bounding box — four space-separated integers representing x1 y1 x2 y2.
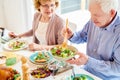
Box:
88 0 119 13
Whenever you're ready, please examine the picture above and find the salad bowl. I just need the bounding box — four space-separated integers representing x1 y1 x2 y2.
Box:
50 45 78 61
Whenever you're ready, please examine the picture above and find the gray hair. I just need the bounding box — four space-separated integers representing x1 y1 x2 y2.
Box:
88 0 119 13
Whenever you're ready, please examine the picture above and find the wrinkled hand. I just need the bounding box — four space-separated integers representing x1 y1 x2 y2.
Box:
66 52 88 65
61 27 73 39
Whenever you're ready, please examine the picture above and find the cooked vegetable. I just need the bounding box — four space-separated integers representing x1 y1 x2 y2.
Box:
14 74 21 80
31 66 51 78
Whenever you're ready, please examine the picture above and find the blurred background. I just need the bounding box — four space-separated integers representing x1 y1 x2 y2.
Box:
0 0 120 33
0 0 90 33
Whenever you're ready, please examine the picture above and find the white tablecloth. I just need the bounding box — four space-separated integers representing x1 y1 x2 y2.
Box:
0 43 102 80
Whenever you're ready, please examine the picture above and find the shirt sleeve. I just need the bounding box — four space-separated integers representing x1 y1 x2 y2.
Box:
69 21 90 44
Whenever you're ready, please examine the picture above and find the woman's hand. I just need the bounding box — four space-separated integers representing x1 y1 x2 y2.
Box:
66 52 88 65
61 27 73 39
8 32 17 38
8 32 22 38
28 43 53 51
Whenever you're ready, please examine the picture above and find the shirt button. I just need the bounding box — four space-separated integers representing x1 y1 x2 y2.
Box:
93 49 97 52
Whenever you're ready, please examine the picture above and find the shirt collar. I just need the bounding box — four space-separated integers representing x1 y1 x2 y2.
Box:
102 13 119 32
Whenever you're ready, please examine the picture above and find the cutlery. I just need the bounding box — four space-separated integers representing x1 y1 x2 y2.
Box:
62 18 68 48
72 67 75 78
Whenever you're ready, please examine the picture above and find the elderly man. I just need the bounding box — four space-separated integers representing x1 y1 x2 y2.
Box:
62 0 120 80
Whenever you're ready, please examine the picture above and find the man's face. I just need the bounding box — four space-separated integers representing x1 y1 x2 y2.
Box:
89 3 112 27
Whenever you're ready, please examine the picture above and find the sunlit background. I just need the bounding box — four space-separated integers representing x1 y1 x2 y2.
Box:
0 0 119 33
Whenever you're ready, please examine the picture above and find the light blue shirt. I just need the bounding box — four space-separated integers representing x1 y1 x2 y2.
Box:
70 13 120 80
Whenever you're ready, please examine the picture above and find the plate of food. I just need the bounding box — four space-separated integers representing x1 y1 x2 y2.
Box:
50 45 77 61
0 66 21 80
30 66 52 80
0 52 21 66
3 39 28 51
29 51 52 65
67 74 94 80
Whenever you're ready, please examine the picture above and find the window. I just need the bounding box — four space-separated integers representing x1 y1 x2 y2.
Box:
59 0 88 14
60 0 81 14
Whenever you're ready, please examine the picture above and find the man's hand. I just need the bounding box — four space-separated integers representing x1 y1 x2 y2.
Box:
66 52 88 65
61 27 73 39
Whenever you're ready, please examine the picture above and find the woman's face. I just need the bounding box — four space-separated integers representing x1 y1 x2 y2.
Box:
89 3 113 27
40 1 56 18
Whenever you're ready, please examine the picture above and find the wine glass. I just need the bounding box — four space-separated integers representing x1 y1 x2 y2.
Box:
48 61 59 76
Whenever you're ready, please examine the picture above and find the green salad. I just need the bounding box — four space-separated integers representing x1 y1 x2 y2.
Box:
71 74 94 80
34 52 49 63
73 75 88 80
8 40 26 50
50 46 75 58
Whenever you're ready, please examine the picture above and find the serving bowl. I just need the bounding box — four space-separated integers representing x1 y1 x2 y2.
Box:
50 45 78 61
30 66 53 80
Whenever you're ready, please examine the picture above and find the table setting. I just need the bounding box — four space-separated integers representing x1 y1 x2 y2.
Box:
0 22 102 80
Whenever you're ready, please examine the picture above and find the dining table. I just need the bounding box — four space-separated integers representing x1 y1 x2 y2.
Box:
0 37 102 80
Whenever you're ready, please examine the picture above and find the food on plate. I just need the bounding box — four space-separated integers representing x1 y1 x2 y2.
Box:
0 56 6 59
0 56 6 64
34 52 49 63
0 66 21 80
8 40 26 50
0 52 20 66
73 76 88 80
30 66 51 78
6 57 16 66
70 74 94 80
50 45 76 58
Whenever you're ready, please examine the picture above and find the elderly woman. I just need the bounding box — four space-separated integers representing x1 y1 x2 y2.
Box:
62 0 120 80
9 0 64 50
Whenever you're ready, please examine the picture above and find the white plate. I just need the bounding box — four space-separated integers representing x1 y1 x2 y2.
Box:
3 39 28 51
